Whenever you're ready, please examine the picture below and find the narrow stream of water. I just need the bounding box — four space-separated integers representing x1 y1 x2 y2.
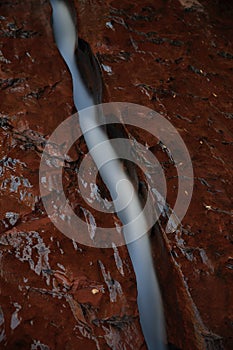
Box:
50 1 166 348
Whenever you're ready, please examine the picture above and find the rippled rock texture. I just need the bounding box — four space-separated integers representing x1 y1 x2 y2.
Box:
0 0 233 349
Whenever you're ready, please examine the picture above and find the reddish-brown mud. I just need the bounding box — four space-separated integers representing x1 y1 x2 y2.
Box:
0 0 233 349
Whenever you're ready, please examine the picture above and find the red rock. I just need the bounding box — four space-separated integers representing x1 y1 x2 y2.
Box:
74 0 233 349
1 0 233 349
0 1 145 349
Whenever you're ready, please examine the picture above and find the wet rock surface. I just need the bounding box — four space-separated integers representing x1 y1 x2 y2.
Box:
0 1 145 349
75 0 233 348
0 0 233 349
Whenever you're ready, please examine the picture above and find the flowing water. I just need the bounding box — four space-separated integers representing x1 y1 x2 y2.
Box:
50 1 166 348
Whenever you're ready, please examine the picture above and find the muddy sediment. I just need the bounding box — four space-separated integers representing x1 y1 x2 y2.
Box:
0 0 233 349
